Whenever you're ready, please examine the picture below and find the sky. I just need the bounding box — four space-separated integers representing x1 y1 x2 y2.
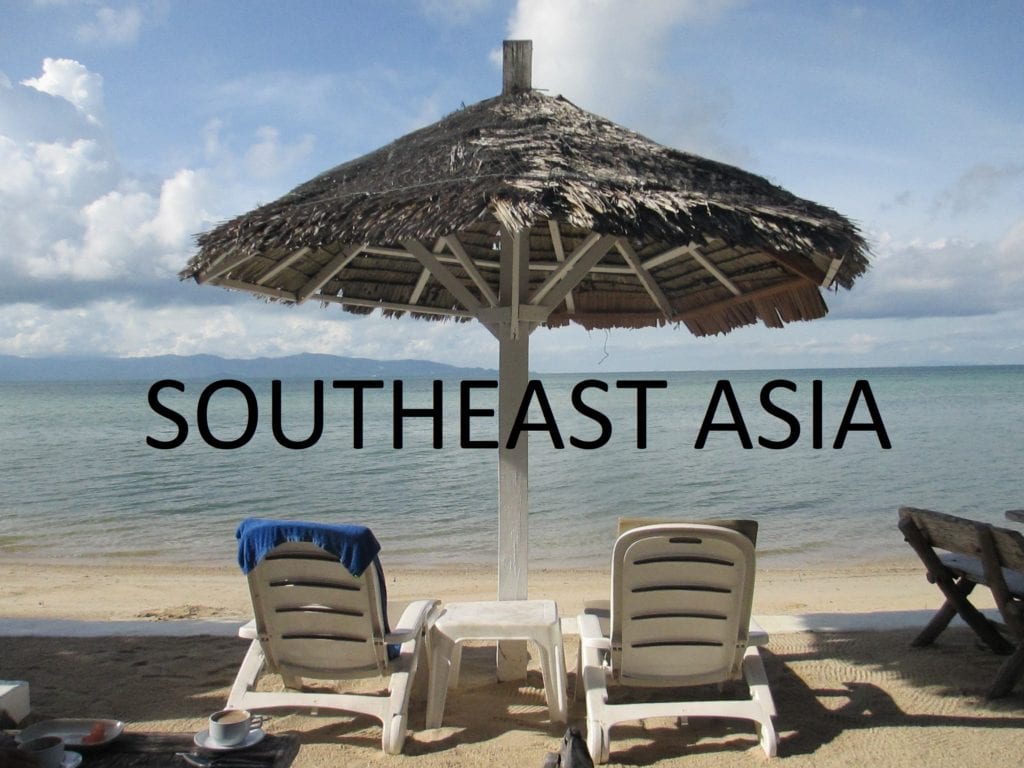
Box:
1 0 1022 372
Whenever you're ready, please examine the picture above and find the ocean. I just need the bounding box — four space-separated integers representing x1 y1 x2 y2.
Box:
1 365 1021 570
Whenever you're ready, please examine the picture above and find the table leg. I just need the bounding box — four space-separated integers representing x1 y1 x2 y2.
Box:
426 632 456 728
449 642 463 689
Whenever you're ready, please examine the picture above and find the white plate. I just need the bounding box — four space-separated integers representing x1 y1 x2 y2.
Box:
193 728 265 751
62 751 83 768
18 720 125 750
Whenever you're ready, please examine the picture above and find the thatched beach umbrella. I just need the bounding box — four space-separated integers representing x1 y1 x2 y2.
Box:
182 41 868 663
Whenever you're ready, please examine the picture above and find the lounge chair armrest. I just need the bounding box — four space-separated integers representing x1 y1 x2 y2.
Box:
384 599 441 645
576 612 611 648
238 618 258 640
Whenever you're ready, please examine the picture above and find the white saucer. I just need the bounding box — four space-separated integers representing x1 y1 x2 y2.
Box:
193 728 265 751
62 752 83 768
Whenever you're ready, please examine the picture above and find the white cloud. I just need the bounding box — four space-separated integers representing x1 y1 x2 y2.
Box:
77 5 144 45
148 169 210 247
0 136 42 197
829 229 1024 320
504 0 744 162
40 187 156 279
998 217 1024 255
0 59 320 304
21 57 105 124
0 305 79 356
0 121 205 282
0 300 499 366
31 137 114 198
932 162 1024 215
16 170 217 282
0 57 495 361
244 126 316 180
0 134 123 280
506 0 736 99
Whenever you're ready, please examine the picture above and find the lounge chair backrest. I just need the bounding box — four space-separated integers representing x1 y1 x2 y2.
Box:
610 523 756 688
247 541 389 679
617 517 759 546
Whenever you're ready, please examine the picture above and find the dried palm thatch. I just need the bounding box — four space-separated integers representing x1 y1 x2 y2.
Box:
182 49 868 338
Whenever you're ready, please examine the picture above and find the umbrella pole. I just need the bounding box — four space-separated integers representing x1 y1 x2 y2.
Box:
497 331 529 603
494 224 531 680
496 329 530 679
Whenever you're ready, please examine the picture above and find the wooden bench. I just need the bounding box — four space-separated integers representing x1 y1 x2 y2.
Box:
898 506 1024 698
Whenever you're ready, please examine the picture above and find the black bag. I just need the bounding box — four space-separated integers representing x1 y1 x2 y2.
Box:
541 727 594 768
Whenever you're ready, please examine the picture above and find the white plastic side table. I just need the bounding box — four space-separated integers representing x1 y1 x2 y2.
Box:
425 599 568 728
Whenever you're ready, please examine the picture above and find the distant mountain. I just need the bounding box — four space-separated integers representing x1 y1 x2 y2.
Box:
0 353 496 381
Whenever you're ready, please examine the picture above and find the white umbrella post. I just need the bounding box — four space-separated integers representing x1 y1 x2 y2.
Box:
494 225 533 679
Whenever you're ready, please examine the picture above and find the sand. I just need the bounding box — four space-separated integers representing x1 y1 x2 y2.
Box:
2 557 1022 767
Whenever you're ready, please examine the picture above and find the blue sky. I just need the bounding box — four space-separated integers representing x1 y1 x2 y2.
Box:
1 0 1022 371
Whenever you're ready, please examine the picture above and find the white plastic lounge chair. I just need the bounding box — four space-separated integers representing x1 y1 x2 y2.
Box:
577 523 777 762
227 519 439 755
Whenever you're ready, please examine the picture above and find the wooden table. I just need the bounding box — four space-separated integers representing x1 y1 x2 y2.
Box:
68 732 297 768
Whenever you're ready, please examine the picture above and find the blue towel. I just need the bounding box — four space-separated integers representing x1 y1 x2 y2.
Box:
236 518 381 576
235 518 397 659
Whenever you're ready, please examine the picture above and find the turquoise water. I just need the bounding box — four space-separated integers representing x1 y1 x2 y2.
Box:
1 366 1021 568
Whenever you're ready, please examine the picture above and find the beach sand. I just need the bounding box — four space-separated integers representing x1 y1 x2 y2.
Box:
3 558 1023 766
0 557 971 621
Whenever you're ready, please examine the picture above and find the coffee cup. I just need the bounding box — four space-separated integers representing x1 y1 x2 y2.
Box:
208 709 254 746
20 736 65 768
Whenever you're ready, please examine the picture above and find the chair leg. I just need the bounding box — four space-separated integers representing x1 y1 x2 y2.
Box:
384 670 412 754
912 598 959 647
987 643 1024 699
382 713 404 756
388 637 423 752
586 720 609 765
580 640 611 763
743 645 777 718
914 577 1013 653
901 517 1013 653
227 641 266 709
757 716 778 758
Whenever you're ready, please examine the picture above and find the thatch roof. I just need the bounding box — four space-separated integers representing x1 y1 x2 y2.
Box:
183 85 869 337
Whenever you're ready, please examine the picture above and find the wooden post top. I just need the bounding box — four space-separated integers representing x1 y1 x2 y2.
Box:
502 40 532 96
